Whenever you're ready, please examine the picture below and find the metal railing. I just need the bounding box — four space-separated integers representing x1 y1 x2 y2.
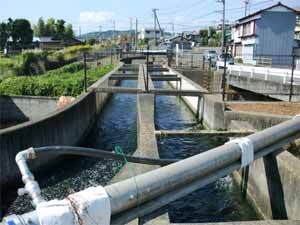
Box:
227 65 300 86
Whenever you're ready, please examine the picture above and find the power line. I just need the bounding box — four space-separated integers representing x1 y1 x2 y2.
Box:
159 0 208 16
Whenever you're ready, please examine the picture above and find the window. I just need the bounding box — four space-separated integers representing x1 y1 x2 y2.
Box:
242 21 254 36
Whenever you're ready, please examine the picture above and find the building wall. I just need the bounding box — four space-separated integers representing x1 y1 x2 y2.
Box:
139 28 161 40
255 11 296 65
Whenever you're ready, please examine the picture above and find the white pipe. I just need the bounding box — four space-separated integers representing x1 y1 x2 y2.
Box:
15 148 45 207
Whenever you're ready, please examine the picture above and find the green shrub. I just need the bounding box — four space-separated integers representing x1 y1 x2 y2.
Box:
13 50 49 75
0 63 114 97
64 45 92 55
236 58 243 64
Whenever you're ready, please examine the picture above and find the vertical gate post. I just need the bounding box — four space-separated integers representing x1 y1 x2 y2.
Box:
289 55 295 102
83 52 87 93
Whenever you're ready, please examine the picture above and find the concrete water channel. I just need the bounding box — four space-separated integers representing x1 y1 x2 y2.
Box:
2 63 258 224
2 60 300 225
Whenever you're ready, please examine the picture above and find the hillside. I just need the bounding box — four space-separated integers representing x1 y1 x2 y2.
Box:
79 30 172 40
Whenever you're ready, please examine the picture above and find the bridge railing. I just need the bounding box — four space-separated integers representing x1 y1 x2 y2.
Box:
227 65 300 86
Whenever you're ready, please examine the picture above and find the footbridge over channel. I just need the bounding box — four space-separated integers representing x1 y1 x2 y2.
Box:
3 60 300 225
226 65 300 102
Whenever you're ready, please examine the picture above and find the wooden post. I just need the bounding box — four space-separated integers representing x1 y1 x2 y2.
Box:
83 52 87 93
110 48 113 64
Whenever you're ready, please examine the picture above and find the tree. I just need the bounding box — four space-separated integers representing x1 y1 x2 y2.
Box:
199 29 208 46
0 23 9 50
45 18 55 36
65 24 74 39
54 19 65 39
87 38 96 45
34 17 46 37
11 19 33 47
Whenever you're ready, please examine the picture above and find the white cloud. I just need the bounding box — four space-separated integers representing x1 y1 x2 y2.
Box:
79 11 114 26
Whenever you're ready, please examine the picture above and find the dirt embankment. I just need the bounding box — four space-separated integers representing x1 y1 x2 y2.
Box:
226 102 300 116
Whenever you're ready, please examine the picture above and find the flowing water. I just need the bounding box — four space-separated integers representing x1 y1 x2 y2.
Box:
4 79 258 223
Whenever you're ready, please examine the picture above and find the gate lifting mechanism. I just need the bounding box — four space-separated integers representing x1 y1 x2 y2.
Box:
2 115 300 225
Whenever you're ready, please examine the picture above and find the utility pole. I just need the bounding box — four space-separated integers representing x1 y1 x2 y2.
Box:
135 17 138 50
170 22 175 37
152 9 159 46
112 20 116 42
244 0 250 16
218 0 226 53
129 17 133 48
79 26 82 38
99 25 102 41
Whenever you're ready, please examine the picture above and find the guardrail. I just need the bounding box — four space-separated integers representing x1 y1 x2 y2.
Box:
227 65 300 86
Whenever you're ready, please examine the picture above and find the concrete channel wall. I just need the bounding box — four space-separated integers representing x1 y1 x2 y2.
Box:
227 74 300 102
233 150 300 220
0 63 123 191
167 66 226 130
224 111 292 131
0 95 58 128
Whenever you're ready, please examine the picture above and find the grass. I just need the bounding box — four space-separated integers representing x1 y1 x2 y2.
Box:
0 45 94 77
0 62 115 97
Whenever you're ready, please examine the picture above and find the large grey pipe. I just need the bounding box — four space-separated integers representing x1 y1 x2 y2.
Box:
106 117 300 215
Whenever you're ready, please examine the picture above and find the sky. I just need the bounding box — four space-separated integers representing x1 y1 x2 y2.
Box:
1 0 299 35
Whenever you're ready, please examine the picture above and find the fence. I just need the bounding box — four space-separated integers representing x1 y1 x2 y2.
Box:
167 50 206 69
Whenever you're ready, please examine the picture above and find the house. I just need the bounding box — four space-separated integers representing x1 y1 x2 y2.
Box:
231 2 299 66
167 35 192 50
33 37 63 50
34 37 83 50
138 28 163 41
295 14 300 40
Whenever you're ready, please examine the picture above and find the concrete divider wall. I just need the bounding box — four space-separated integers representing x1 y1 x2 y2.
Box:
0 96 58 128
0 63 123 190
224 111 292 130
233 150 300 220
201 95 226 130
167 67 226 130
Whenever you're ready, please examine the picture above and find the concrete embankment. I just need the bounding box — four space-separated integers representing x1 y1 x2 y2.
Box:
233 150 300 220
0 63 123 191
227 73 300 102
0 96 58 129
